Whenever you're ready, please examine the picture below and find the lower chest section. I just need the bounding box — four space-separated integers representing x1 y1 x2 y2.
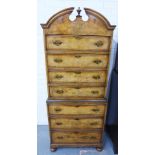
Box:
47 101 107 144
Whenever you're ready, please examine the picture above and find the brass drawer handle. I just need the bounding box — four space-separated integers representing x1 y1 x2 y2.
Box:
54 108 62 112
75 55 81 58
74 35 82 40
54 58 63 63
55 75 63 79
94 40 103 47
90 136 97 139
92 75 100 80
74 131 79 134
57 136 63 139
56 90 64 94
52 40 63 46
75 87 80 89
75 105 80 107
91 90 99 94
74 118 80 120
93 59 102 64
74 71 81 74
92 109 100 112
56 122 63 125
90 122 98 125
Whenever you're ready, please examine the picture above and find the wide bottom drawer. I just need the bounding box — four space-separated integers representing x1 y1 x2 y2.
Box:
50 118 103 129
51 131 101 143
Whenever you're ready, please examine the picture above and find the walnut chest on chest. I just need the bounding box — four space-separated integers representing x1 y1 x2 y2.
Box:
41 7 115 152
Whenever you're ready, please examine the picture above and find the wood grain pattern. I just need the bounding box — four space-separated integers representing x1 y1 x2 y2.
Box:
48 82 105 87
48 71 107 83
50 118 103 129
48 104 105 115
41 8 115 35
46 35 110 50
41 7 115 151
51 143 102 148
47 54 109 68
48 67 107 72
49 86 105 98
47 100 107 105
46 49 110 54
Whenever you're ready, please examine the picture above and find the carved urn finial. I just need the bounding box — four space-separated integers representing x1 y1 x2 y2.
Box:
76 7 82 17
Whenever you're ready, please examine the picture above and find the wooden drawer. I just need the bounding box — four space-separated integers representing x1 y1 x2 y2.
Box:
49 86 105 99
51 131 101 143
48 71 106 83
50 118 103 129
46 35 110 50
48 104 105 115
47 54 109 68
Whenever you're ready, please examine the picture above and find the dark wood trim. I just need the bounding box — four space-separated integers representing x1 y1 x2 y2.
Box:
49 85 105 88
46 34 112 38
46 99 107 103
48 82 106 87
46 49 110 54
42 29 51 97
100 105 108 146
50 129 102 132
48 114 105 118
46 52 110 55
46 48 110 52
48 67 107 71
51 143 102 147
48 96 106 100
49 82 105 89
47 105 52 145
41 7 116 30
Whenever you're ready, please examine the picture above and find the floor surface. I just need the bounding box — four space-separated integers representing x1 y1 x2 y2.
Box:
37 125 117 155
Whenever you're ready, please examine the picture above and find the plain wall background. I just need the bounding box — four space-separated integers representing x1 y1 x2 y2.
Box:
37 0 118 125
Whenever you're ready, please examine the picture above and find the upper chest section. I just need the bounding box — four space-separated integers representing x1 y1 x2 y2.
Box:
41 7 115 36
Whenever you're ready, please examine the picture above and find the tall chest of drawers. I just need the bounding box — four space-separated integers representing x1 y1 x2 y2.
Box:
41 7 115 152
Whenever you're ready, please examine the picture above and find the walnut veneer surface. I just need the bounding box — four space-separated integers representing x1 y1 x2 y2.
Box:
41 7 115 152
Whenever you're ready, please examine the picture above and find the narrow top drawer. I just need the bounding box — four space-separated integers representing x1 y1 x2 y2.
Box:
46 35 110 51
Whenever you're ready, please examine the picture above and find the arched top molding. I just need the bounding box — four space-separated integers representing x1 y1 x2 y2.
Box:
41 7 115 36
84 8 115 30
